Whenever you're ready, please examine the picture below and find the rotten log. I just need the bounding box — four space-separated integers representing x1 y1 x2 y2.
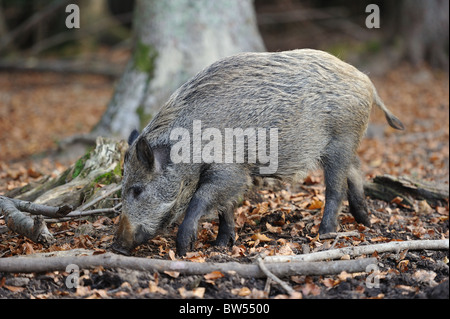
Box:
0 252 377 277
364 174 449 207
6 137 126 208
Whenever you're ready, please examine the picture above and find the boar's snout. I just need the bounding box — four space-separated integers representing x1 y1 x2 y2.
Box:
112 214 149 255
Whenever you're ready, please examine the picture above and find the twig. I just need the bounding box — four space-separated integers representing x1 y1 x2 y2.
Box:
0 252 377 277
47 203 122 222
263 239 449 263
319 231 360 250
319 231 360 240
76 184 122 212
257 256 298 297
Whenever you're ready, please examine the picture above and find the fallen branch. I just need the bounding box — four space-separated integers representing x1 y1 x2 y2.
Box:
0 195 72 218
263 239 449 263
0 198 54 244
0 252 377 278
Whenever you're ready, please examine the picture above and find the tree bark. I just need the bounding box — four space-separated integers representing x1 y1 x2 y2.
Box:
93 0 265 139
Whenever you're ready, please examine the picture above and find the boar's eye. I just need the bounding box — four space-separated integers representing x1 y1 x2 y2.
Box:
130 185 144 198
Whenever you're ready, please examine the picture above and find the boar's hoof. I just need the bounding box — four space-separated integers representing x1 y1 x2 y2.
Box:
318 221 338 235
176 227 197 257
214 232 235 247
176 239 195 257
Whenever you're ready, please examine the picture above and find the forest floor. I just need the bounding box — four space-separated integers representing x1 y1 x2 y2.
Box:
0 60 448 300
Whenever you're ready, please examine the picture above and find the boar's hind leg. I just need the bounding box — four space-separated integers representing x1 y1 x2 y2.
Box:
319 140 353 234
176 166 247 256
347 156 371 227
215 203 236 247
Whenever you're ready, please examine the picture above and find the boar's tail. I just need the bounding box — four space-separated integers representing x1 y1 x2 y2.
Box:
372 87 405 130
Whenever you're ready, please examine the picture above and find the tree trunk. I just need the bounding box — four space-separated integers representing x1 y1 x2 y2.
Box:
400 0 449 69
93 0 265 139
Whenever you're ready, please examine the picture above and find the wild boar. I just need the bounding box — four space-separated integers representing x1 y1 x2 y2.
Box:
112 49 404 256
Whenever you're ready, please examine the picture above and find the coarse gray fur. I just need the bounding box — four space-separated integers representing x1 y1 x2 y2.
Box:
112 49 404 256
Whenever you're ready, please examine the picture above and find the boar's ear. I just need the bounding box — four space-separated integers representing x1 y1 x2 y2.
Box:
136 137 154 171
128 129 140 145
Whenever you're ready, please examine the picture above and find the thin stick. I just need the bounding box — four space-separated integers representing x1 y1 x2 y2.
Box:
263 239 449 263
319 231 360 240
257 257 297 296
66 203 122 218
76 184 122 212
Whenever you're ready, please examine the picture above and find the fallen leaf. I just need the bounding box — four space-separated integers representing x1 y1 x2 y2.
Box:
178 287 205 298
266 222 282 234
436 206 449 216
322 278 340 288
397 259 409 272
27 167 42 178
4 285 25 293
168 249 176 260
417 200 433 215
391 196 404 205
307 199 323 210
231 245 246 257
412 270 437 286
114 291 129 297
149 280 168 294
164 271 180 278
301 282 321 296
204 271 225 280
231 287 251 297
185 251 206 263
338 271 352 281
75 286 91 297
277 244 294 255
251 233 273 242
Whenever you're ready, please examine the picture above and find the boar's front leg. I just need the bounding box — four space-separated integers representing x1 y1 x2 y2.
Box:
176 165 249 256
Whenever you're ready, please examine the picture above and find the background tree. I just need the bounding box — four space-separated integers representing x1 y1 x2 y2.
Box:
92 0 265 139
399 0 448 69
